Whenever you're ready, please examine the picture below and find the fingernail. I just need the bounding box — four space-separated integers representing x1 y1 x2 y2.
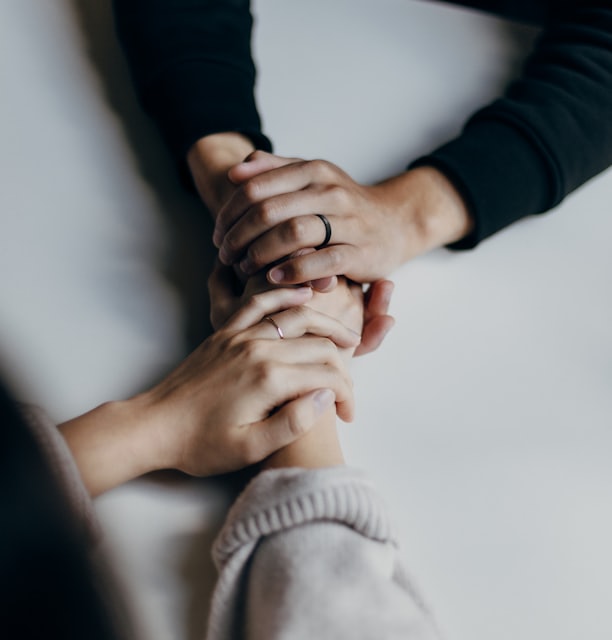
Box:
240 256 254 274
269 267 284 283
213 229 222 247
313 389 335 415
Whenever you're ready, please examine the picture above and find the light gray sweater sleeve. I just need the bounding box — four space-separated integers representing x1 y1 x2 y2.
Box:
18 404 100 543
207 466 441 640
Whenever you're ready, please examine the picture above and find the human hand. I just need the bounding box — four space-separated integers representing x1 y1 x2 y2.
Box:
213 151 472 286
253 279 393 471
355 278 395 357
60 287 358 495
187 134 287 219
186 132 254 216
143 286 358 478
237 277 364 472
209 261 394 357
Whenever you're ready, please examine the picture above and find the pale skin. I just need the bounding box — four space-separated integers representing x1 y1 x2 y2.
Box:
188 132 397 355
179 129 473 472
187 133 473 291
60 285 361 496
208 263 368 473
186 130 472 473
64 126 445 495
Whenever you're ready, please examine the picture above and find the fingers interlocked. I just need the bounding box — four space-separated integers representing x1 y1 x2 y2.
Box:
265 315 285 339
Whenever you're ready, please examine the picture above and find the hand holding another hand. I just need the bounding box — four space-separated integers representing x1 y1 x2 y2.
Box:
209 261 394 358
60 287 358 495
213 151 472 287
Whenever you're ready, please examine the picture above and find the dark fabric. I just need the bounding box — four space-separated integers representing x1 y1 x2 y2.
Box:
0 381 121 640
112 0 612 247
113 0 272 159
416 1 612 248
442 0 553 25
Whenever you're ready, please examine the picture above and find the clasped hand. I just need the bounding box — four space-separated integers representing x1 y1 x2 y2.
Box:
213 151 411 286
60 285 361 495
146 285 359 478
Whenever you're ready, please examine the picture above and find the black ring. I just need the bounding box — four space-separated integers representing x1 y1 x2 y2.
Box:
315 214 332 250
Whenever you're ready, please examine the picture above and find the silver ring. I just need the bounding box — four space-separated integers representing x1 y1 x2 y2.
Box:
315 214 332 250
265 316 284 339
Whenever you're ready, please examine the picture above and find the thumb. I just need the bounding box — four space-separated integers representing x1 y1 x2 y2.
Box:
250 389 336 457
228 150 297 184
354 315 395 357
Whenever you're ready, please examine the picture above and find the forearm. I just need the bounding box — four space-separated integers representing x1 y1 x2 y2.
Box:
414 3 612 247
187 132 255 217
261 407 344 470
375 165 473 260
59 285 358 496
58 396 165 498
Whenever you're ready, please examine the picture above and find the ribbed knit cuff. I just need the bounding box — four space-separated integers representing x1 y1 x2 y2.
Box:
213 466 395 570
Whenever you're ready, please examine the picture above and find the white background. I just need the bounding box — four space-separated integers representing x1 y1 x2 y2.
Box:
1 1 611 639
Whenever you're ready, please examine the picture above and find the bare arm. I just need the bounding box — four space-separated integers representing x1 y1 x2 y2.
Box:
59 288 358 496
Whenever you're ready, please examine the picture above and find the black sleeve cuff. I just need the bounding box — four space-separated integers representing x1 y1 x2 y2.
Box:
142 59 272 161
412 117 556 250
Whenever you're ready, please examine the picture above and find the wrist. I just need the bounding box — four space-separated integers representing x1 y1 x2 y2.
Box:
59 396 165 497
187 132 255 216
261 408 345 470
375 166 473 261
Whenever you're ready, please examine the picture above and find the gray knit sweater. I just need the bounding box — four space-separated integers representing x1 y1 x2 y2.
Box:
24 408 440 640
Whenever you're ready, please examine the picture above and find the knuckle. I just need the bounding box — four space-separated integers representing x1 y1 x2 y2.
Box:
223 231 240 254
286 304 309 326
309 159 333 180
327 184 350 208
246 293 266 314
224 331 245 352
249 149 267 162
246 242 266 268
242 338 267 361
255 200 278 227
285 409 309 439
284 217 309 244
254 359 278 387
324 246 343 269
242 179 262 203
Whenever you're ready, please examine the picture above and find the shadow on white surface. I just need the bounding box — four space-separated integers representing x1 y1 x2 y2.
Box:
1 2 611 640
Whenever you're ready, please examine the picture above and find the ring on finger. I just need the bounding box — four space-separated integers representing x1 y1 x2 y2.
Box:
265 316 284 339
314 214 332 250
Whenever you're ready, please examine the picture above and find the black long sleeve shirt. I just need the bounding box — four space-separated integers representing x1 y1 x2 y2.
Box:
113 0 612 248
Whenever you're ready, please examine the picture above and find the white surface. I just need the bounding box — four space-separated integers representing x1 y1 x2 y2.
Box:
1 1 611 640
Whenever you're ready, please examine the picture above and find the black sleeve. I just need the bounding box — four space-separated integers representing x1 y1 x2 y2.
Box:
112 0 272 161
414 2 612 249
